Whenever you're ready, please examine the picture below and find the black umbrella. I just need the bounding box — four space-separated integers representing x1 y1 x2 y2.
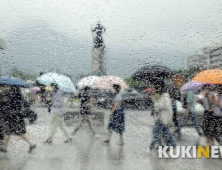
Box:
132 65 173 83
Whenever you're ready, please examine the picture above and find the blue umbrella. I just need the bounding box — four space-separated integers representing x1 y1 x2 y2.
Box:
0 76 29 88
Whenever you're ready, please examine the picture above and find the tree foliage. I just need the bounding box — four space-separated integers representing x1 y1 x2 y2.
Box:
9 68 37 80
125 78 148 91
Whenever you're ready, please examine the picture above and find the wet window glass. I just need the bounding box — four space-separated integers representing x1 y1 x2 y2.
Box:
1 0 222 169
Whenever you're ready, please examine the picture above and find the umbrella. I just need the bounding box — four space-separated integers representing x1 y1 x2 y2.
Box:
132 65 173 84
36 72 76 93
192 69 222 84
181 80 206 93
0 76 29 88
171 74 187 89
76 76 100 89
94 75 129 90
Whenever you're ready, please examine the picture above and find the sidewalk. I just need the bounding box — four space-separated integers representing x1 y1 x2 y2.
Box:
0 107 220 170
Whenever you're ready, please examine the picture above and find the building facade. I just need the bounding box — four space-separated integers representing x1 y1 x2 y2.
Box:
186 46 222 69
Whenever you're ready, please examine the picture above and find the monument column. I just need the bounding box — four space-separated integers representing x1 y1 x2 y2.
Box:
91 22 106 76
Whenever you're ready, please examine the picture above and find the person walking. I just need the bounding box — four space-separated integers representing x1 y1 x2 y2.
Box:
173 90 203 139
0 86 36 153
44 83 72 144
104 84 125 145
45 90 53 113
148 84 176 152
201 85 222 145
185 91 203 136
72 86 95 136
0 86 7 145
168 87 182 139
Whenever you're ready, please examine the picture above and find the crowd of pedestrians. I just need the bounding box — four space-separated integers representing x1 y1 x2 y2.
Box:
1 80 222 156
148 83 222 153
0 83 126 154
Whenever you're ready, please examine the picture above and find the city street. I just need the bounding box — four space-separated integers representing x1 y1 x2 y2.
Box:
0 106 221 170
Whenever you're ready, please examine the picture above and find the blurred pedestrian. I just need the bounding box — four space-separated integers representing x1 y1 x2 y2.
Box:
185 91 203 136
45 89 53 113
72 86 95 136
201 85 222 145
0 86 36 153
148 84 175 152
104 84 125 145
173 90 203 139
44 83 72 144
168 87 182 139
0 86 7 145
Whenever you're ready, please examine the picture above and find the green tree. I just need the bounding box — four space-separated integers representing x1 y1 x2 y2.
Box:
10 68 37 80
125 77 147 90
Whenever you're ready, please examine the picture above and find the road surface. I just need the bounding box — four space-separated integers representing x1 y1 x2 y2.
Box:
0 106 221 170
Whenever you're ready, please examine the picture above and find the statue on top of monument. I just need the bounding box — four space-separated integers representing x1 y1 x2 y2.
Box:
91 21 106 48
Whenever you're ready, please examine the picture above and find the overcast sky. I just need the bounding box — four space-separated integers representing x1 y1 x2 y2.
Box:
1 0 222 79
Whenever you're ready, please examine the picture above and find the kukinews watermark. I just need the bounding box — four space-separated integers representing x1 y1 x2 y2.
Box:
158 146 222 159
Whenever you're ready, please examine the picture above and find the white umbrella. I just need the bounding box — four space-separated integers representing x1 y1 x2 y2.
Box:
36 72 76 93
76 76 100 89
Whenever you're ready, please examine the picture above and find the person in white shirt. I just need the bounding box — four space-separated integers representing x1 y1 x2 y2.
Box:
44 83 72 144
148 85 175 152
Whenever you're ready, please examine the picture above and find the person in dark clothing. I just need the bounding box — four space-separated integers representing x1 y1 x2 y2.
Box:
71 86 95 136
201 85 222 145
168 87 182 138
0 125 3 145
0 86 8 145
104 84 125 145
45 90 53 113
0 86 36 153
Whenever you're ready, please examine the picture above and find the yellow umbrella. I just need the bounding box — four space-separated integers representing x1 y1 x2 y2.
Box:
192 69 222 84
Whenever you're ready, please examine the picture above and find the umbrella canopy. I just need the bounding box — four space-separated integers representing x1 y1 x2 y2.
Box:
0 76 29 88
181 80 206 93
36 72 76 93
76 76 100 89
132 65 173 84
94 75 129 90
172 74 187 89
192 69 222 84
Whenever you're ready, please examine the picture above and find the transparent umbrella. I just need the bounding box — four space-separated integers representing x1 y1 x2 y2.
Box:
36 72 76 93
